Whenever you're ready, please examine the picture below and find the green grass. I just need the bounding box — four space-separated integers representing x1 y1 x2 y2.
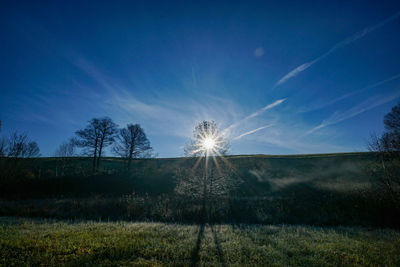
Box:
1 217 399 266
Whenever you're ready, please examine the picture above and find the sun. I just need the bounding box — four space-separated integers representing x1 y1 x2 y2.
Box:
203 137 215 150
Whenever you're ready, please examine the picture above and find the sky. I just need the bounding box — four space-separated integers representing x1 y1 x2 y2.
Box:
1 0 400 157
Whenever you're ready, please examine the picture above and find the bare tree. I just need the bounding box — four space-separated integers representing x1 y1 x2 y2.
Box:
368 102 400 207
184 120 229 157
384 103 400 133
55 138 76 158
54 138 76 176
0 122 6 177
0 136 7 157
96 118 118 169
175 162 237 200
75 117 117 172
7 131 40 158
0 131 40 180
75 119 100 172
176 120 238 221
113 124 152 169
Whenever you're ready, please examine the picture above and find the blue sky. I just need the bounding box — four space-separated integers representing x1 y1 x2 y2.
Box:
1 0 400 157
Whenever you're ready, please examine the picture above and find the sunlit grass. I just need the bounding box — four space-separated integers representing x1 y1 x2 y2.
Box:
1 217 399 266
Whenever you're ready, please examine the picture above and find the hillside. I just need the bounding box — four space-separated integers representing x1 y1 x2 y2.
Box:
2 152 396 227
1 152 376 197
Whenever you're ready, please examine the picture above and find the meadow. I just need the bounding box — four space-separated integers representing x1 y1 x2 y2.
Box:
1 217 399 266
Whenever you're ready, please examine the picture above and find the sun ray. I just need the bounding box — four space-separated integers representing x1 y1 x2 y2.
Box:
211 154 224 178
192 155 204 171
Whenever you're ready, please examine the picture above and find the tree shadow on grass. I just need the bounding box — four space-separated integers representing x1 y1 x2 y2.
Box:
190 223 227 267
190 223 205 267
211 224 226 267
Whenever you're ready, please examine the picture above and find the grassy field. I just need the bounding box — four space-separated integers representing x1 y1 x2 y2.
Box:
0 217 399 266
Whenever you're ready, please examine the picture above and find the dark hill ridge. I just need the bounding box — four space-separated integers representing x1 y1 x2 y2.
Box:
1 152 398 227
1 152 375 198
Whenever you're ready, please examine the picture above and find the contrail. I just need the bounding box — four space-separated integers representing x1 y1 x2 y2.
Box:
273 11 400 88
223 98 286 134
333 73 400 103
233 125 273 140
305 91 400 136
302 72 400 112
245 98 286 120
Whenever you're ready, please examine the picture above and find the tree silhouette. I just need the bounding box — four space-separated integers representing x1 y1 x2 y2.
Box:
368 102 400 208
176 120 237 221
54 138 76 176
184 120 229 157
75 117 117 172
0 131 40 180
113 124 152 169
7 131 40 158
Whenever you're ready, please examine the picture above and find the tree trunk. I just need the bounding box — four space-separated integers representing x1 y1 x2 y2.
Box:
97 141 103 172
128 145 134 170
92 143 97 173
202 155 207 222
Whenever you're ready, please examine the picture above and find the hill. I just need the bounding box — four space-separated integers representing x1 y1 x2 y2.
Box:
1 152 376 197
1 152 398 227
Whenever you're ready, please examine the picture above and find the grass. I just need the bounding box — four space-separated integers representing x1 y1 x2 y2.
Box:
1 217 399 266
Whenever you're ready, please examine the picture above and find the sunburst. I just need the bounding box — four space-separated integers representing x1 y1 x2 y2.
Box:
202 137 215 150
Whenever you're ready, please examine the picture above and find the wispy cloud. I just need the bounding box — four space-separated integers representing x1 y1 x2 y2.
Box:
273 11 400 88
72 57 118 94
305 91 400 136
300 72 400 112
246 99 286 120
233 124 273 140
72 57 246 139
244 124 349 154
223 98 286 134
